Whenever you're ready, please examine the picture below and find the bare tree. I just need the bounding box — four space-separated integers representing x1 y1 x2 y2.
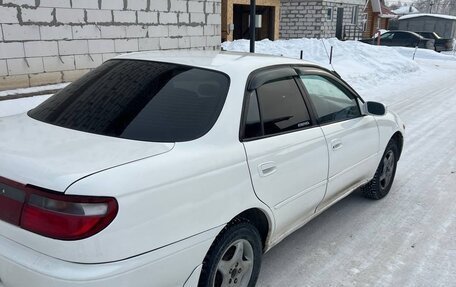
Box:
412 0 456 15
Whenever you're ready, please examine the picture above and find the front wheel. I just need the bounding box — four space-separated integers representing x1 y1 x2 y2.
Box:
362 140 399 200
198 221 263 287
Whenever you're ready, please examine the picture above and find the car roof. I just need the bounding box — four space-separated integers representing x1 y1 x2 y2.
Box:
385 30 424 37
114 50 318 74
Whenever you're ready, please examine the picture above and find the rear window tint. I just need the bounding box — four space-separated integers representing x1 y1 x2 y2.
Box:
29 60 230 142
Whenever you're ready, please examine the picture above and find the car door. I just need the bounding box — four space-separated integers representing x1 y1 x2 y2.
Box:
241 67 328 236
392 32 416 47
296 68 379 211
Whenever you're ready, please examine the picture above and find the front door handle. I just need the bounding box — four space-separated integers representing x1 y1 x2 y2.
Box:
258 162 277 177
331 139 343 150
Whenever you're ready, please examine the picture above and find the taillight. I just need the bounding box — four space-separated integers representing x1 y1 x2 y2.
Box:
0 177 118 240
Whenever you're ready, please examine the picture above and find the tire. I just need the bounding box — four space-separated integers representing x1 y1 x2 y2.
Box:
198 221 263 287
362 140 399 200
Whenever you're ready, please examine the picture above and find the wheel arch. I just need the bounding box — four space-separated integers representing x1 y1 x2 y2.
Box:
391 131 404 160
231 208 272 252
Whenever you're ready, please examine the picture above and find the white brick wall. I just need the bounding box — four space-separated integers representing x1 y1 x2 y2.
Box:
75 54 103 69
127 0 148 11
21 8 54 23
72 0 99 9
40 0 71 8
24 41 58 57
137 11 158 24
101 0 123 10
88 39 115 53
148 25 169 37
43 55 75 72
40 25 73 40
0 0 222 90
72 25 102 39
56 8 85 24
0 6 20 23
126 26 148 38
3 25 40 41
100 26 127 38
138 38 159 50
0 42 25 59
4 0 35 6
115 39 139 52
86 9 112 23
160 12 178 24
7 58 44 75
0 60 8 76
113 10 137 23
58 40 89 55
150 0 168 11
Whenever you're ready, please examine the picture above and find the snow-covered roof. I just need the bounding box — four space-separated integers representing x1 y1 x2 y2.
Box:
399 13 456 21
393 5 419 15
370 0 397 18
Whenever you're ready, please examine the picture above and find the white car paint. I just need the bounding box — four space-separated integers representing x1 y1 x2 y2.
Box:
0 51 404 287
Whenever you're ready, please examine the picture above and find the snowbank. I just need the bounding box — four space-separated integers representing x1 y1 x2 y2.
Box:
222 38 421 93
0 83 69 98
222 38 456 93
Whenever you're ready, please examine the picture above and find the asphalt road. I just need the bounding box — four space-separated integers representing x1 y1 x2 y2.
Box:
257 60 456 287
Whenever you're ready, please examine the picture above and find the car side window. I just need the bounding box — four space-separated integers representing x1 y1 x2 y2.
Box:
393 32 413 44
299 75 361 125
380 32 394 40
255 78 311 136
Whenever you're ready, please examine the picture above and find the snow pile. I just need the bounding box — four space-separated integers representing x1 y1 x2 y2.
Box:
0 83 69 98
222 38 421 93
399 13 456 21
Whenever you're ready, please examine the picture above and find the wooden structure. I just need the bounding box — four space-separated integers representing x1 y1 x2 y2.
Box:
221 0 280 42
363 0 397 38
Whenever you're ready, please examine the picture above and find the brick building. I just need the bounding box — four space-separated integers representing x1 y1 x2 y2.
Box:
280 0 366 39
0 0 221 90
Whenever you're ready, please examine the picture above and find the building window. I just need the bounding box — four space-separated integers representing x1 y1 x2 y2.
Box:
326 8 332 21
352 6 359 24
362 13 368 31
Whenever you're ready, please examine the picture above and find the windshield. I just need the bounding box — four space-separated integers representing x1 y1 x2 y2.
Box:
29 60 230 142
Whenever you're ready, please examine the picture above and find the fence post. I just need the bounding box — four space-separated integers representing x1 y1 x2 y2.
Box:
329 46 333 65
412 46 418 60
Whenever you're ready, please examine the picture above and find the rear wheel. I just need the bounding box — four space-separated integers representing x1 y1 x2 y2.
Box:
362 140 399 200
198 221 262 287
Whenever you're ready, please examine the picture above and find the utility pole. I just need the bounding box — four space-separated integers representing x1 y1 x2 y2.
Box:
250 0 256 53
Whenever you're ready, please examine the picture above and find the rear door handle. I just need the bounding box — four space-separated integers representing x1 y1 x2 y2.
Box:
258 162 277 177
331 139 343 150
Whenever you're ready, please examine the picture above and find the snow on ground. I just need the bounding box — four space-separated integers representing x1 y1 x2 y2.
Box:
0 83 69 98
222 38 456 95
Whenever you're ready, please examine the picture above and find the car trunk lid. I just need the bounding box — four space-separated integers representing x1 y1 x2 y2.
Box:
0 113 174 192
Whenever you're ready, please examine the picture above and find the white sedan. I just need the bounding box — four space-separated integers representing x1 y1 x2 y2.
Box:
0 51 404 287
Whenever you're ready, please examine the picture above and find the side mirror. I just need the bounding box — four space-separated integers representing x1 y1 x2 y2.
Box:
363 101 386 116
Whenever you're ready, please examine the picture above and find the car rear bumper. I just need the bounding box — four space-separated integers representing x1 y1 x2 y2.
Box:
0 226 223 287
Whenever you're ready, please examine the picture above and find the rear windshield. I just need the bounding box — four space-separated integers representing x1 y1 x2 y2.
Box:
28 60 230 142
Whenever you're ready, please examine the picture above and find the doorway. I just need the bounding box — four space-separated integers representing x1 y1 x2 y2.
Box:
233 4 275 41
336 8 344 40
